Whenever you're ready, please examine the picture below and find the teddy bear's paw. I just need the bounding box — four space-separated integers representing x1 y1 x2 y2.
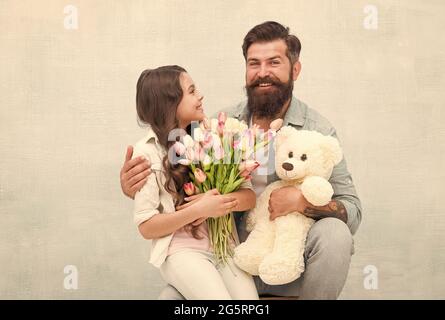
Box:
301 176 333 206
233 243 268 276
258 254 304 285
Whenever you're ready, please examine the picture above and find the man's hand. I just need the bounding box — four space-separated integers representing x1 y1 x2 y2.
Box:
268 185 348 224
268 186 310 221
120 146 151 199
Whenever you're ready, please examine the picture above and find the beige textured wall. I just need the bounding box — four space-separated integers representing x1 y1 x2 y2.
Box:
1 0 444 299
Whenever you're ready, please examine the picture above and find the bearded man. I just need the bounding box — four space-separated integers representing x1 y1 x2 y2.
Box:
120 21 362 300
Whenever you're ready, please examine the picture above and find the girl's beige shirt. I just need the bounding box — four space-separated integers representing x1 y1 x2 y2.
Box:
132 127 248 268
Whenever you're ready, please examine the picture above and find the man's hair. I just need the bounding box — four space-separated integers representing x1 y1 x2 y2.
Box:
242 21 301 65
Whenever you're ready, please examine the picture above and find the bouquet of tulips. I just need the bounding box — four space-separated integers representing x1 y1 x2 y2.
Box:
173 112 282 265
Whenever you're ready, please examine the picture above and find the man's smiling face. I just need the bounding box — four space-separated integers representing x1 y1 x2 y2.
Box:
246 39 293 89
245 39 301 119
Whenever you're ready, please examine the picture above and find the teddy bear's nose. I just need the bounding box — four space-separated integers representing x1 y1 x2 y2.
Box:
282 162 294 171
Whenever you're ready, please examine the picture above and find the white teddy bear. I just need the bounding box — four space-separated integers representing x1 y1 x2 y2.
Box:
233 126 343 285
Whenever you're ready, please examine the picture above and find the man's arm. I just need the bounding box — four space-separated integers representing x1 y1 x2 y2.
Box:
325 153 362 235
303 199 348 223
268 130 362 235
269 186 349 222
323 125 362 235
120 146 152 199
306 114 362 234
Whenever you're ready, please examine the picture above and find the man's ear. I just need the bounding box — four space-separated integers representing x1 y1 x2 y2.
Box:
292 61 301 81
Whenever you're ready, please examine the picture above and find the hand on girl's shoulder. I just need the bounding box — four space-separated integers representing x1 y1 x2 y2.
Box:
132 136 158 162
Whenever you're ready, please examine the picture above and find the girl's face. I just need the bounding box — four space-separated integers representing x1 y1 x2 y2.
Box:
176 72 205 128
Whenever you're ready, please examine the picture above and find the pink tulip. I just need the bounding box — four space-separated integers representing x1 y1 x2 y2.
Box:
194 168 207 183
260 129 276 143
183 182 196 196
202 117 211 130
211 133 222 148
239 160 260 174
194 145 206 162
269 118 284 131
218 112 227 125
173 141 186 156
213 145 225 160
182 135 195 148
201 131 213 149
233 139 241 150
217 122 224 136
244 160 260 172
250 124 260 137
240 130 254 150
185 147 195 161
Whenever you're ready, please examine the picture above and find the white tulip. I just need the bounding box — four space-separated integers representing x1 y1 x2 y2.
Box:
178 159 192 166
183 134 195 148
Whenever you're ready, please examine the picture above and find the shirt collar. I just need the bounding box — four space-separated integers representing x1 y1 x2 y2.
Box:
144 126 160 145
236 95 306 127
232 102 250 123
282 96 306 127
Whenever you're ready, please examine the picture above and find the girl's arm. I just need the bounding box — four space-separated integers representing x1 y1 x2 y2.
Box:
179 188 256 227
138 205 201 240
179 188 256 214
137 189 239 240
132 145 203 240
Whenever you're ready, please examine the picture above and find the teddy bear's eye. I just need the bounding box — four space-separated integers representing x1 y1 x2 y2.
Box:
300 154 307 161
288 151 293 158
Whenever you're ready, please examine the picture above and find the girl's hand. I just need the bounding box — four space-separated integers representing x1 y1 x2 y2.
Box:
191 217 207 226
192 189 238 218
176 194 206 226
184 193 205 202
175 193 205 211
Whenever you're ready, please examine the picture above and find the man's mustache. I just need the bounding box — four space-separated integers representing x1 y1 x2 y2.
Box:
248 76 282 88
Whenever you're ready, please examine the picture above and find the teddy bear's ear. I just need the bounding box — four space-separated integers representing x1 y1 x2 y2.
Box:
320 135 343 166
274 126 295 149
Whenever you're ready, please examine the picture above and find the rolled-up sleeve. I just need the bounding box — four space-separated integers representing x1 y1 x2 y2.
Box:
305 109 362 235
328 129 362 235
329 156 362 235
132 146 161 226
239 178 253 190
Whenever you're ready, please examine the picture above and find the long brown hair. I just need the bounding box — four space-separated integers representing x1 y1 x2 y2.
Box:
136 65 202 239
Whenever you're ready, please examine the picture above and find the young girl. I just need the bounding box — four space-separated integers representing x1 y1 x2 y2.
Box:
132 65 259 300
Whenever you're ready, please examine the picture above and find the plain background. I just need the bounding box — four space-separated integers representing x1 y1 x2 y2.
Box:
1 0 444 299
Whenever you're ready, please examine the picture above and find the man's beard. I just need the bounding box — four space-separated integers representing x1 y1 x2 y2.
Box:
246 73 293 120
